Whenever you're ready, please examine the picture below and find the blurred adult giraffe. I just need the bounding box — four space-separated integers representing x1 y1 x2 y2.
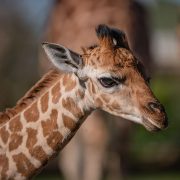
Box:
39 0 153 179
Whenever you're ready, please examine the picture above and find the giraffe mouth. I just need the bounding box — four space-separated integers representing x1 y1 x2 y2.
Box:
118 113 165 132
120 114 161 132
142 117 162 132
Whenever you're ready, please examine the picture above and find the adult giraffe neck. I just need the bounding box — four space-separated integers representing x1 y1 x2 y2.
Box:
0 70 93 179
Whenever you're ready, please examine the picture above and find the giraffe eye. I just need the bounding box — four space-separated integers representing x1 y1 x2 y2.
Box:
98 77 118 88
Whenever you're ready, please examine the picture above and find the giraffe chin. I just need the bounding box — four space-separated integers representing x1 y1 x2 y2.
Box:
113 113 163 132
142 118 161 132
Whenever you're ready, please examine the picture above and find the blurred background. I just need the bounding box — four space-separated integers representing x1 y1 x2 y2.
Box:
0 0 180 179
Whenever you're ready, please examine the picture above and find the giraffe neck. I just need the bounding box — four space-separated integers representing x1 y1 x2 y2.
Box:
0 70 93 179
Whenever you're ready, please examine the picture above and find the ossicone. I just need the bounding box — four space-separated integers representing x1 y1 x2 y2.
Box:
95 24 130 50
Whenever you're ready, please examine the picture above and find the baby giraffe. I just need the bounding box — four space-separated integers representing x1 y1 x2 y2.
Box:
0 24 168 179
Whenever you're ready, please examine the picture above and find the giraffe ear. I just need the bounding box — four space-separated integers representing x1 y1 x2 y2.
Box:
42 42 83 73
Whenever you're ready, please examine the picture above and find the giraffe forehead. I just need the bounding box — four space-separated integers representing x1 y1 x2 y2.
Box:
81 48 136 79
84 48 135 68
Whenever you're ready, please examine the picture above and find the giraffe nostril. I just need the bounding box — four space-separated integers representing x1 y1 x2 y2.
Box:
148 102 164 113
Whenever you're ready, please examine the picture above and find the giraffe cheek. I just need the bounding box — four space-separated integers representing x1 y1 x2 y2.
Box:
95 98 103 108
111 101 121 110
101 94 110 103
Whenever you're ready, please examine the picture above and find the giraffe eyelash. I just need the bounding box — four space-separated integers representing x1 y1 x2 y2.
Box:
98 76 126 88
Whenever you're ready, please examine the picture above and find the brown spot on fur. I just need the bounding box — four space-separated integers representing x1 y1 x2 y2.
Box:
26 128 37 149
62 97 83 118
0 113 9 125
0 155 9 178
30 146 47 162
51 82 61 104
0 126 9 144
62 114 76 130
0 154 9 179
24 102 39 122
63 75 76 92
51 109 58 120
9 133 23 151
41 92 49 113
13 153 36 177
41 109 58 137
26 128 47 162
46 131 63 150
9 115 22 132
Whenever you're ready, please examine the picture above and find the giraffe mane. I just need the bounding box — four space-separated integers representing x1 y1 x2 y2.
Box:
0 69 61 126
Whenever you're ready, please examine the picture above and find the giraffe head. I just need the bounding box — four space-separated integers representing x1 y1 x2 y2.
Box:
42 24 168 132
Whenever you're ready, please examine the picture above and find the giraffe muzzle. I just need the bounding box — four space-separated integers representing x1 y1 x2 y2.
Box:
142 102 168 132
